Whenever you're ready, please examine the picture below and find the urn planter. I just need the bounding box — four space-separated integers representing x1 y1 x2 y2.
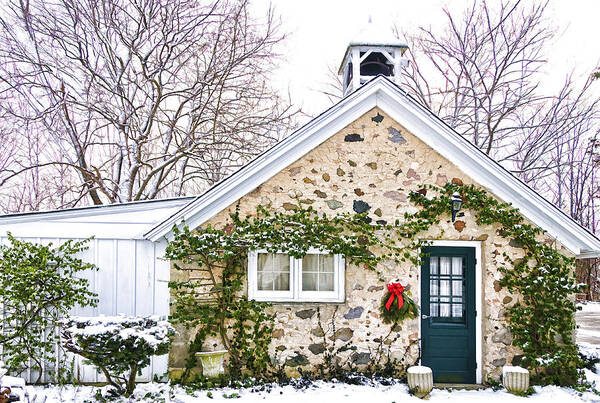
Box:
196 350 228 378
502 366 530 395
407 365 433 399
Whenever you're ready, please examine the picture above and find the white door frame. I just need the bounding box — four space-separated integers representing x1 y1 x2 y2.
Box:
417 240 482 384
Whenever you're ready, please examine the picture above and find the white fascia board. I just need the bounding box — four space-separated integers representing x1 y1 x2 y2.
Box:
375 81 600 256
145 85 380 242
0 198 194 225
0 222 152 240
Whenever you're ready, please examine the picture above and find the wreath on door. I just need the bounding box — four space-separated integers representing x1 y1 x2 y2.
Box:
380 280 419 324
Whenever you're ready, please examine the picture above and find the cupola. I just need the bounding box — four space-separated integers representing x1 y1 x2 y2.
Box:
338 19 409 96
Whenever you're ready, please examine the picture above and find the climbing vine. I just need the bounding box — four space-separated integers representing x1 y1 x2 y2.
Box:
167 182 583 387
401 183 583 386
165 204 406 382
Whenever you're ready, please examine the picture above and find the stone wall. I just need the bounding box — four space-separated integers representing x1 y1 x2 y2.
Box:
169 107 571 381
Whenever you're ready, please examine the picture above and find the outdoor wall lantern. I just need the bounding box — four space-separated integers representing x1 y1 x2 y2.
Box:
451 192 462 222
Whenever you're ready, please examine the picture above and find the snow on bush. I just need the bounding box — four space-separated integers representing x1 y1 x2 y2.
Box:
62 315 175 397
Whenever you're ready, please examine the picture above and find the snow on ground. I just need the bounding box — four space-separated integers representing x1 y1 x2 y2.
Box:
17 304 600 402
578 302 600 313
23 379 600 403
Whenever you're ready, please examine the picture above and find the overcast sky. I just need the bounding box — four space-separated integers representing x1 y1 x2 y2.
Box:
253 0 600 118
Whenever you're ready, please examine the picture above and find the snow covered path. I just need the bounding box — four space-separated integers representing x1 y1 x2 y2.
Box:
21 302 600 402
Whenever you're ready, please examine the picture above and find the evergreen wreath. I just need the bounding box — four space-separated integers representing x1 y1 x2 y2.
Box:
379 281 419 324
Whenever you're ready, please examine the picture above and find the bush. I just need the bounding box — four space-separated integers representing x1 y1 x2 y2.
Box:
0 234 97 382
62 315 175 397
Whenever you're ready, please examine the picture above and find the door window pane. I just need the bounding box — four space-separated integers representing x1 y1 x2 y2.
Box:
452 257 463 275
439 303 451 317
452 304 463 318
430 279 439 295
428 254 466 320
452 280 463 296
430 257 439 275
440 257 451 275
440 280 450 296
257 253 290 291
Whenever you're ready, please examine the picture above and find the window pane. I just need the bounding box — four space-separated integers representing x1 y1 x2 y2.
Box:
440 279 450 296
452 280 463 296
440 257 451 275
302 273 318 291
452 304 463 318
302 254 318 272
273 272 290 291
257 253 289 273
320 254 334 273
273 253 290 272
452 257 463 275
319 273 334 291
430 303 439 317
430 279 439 296
430 257 438 275
257 253 290 291
257 272 272 291
439 303 451 317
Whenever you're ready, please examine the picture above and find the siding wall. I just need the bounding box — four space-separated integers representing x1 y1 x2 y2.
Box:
0 235 170 383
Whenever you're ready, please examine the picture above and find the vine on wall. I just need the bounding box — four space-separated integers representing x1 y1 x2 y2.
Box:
165 204 406 382
402 183 582 386
167 182 583 386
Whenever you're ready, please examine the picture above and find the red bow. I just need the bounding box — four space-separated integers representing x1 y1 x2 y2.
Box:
386 282 405 311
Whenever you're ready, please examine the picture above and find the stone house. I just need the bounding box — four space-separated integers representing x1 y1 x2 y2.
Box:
1 26 599 385
145 33 600 383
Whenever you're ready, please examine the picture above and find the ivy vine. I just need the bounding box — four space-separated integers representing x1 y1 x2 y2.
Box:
402 183 583 386
165 204 406 382
167 182 583 387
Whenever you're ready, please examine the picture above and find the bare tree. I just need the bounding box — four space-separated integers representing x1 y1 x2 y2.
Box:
402 1 576 157
0 0 298 210
397 0 600 297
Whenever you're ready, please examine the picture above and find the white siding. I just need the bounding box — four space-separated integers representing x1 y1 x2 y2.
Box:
0 235 170 383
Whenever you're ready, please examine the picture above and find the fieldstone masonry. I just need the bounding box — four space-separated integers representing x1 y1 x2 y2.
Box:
169 107 572 381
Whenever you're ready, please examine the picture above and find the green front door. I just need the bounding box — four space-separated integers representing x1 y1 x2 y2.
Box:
421 246 476 383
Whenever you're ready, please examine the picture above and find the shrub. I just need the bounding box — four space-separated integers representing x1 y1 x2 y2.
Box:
0 234 97 382
62 315 175 397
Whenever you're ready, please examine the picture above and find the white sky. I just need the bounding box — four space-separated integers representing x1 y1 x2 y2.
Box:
253 0 600 118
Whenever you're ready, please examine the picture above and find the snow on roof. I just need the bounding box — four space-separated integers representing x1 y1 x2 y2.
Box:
0 197 195 239
348 19 408 48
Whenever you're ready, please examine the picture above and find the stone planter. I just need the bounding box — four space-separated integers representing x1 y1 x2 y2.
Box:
502 366 530 395
407 365 433 398
196 350 228 378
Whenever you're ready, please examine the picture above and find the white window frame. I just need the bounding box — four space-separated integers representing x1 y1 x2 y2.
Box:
248 248 345 303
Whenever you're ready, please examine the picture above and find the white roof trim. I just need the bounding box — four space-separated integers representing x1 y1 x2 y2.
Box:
145 77 600 258
0 197 195 225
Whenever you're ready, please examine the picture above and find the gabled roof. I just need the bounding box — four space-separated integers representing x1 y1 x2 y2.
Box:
145 76 600 258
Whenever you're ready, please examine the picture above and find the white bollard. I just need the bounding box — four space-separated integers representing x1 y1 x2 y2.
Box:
502 366 530 395
407 365 433 399
196 350 228 378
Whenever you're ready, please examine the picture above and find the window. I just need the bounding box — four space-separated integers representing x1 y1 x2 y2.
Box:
248 249 345 302
429 256 465 322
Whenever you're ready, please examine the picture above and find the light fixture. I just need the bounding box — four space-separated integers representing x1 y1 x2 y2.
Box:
451 192 462 222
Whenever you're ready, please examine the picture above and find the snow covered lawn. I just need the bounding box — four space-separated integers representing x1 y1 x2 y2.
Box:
19 303 600 402
23 379 600 403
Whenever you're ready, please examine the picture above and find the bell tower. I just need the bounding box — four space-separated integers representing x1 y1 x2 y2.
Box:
338 19 409 96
